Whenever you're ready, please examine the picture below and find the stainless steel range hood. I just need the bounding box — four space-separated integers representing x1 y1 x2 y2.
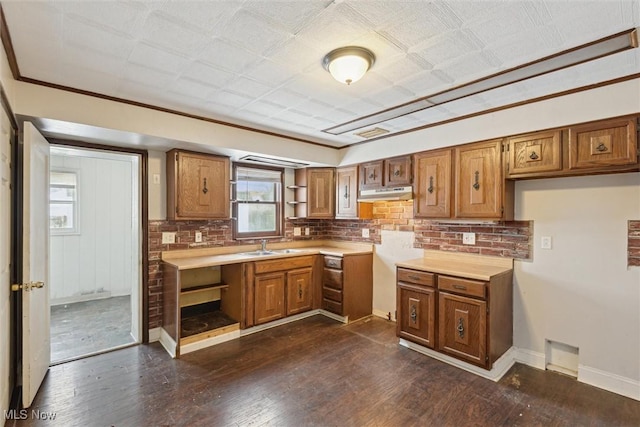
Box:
357 186 413 202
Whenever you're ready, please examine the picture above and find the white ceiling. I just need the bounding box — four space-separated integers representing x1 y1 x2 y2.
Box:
3 0 640 150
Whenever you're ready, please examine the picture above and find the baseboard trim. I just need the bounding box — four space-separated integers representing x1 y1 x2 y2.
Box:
399 338 516 382
513 348 640 401
372 309 394 321
318 309 348 324
180 329 241 356
148 327 161 343
578 364 640 401
158 328 177 358
241 310 325 337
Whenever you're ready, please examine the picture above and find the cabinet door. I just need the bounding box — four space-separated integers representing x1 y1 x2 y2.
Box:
336 166 358 218
397 284 435 348
455 140 503 219
307 168 335 218
386 155 412 186
506 130 562 177
568 117 638 169
438 292 487 367
254 272 285 325
414 149 452 218
172 151 230 219
359 160 383 190
286 267 313 315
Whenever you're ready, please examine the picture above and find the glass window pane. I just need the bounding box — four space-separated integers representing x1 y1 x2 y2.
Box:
236 181 276 202
237 204 276 233
50 203 74 229
50 185 76 202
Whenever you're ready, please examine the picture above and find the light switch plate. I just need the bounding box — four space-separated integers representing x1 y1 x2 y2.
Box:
462 232 476 245
541 236 552 249
362 228 370 238
293 227 301 236
305 227 310 236
195 231 202 243
162 232 176 244
152 173 160 184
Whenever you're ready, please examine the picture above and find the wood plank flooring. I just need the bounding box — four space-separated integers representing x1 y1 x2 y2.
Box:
9 315 640 426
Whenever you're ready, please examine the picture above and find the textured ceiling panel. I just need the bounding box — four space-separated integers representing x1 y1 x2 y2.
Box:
2 1 639 151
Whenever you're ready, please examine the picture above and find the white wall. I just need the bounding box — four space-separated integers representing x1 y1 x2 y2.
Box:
514 173 640 397
49 151 137 303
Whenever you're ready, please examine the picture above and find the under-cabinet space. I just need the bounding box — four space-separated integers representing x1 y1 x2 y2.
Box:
162 263 242 357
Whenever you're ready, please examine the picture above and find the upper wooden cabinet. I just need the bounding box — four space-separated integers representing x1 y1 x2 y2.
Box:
359 155 412 191
455 140 513 220
359 160 383 190
335 166 372 219
166 149 230 220
414 149 453 218
307 168 335 219
568 117 638 170
506 130 562 178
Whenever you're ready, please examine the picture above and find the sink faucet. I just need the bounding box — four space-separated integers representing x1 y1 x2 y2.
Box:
261 239 268 252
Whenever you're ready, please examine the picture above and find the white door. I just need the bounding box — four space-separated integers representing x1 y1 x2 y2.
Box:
22 122 50 407
0 104 12 421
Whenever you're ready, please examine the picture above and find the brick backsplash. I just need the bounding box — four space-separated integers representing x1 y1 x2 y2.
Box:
629 220 640 267
147 204 532 329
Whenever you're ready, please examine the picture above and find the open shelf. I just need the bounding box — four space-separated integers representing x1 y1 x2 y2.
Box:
180 301 238 344
181 282 228 295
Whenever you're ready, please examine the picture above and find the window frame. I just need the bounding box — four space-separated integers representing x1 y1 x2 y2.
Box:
232 163 284 240
49 168 80 235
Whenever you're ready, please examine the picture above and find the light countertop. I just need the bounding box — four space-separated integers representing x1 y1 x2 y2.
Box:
396 250 513 281
162 240 373 270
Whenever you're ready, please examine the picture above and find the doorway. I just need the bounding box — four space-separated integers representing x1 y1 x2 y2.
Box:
48 146 142 363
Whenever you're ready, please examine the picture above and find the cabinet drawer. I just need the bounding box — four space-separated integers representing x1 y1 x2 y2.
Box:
397 268 434 287
322 286 343 303
322 298 343 315
438 276 486 299
323 269 343 290
324 256 343 270
255 255 314 274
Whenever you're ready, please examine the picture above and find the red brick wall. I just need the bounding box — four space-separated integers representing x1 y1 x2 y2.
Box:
629 220 640 267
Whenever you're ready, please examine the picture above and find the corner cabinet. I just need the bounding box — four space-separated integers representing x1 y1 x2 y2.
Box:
167 149 230 220
455 139 513 220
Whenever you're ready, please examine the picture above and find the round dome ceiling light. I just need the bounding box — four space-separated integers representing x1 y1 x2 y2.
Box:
322 46 375 85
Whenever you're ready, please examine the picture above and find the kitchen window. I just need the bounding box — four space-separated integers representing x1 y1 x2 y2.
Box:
49 170 78 234
233 164 283 239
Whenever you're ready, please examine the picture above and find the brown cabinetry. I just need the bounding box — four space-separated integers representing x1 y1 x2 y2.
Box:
358 155 412 191
506 130 562 177
414 149 453 218
335 166 372 219
396 268 436 348
307 168 335 218
568 117 638 170
322 254 373 322
396 252 513 370
455 139 512 219
251 255 314 326
167 149 230 220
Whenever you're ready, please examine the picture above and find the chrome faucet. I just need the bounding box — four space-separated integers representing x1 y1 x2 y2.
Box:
261 239 268 252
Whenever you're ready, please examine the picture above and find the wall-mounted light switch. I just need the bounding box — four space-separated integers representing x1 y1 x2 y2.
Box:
153 173 161 185
541 236 552 249
304 227 310 236
195 231 202 243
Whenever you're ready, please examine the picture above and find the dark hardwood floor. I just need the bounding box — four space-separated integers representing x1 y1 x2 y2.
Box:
9 315 639 426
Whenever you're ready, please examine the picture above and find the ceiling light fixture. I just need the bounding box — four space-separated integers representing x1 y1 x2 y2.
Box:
322 46 375 85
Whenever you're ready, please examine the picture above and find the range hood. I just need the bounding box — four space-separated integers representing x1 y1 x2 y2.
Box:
357 186 413 202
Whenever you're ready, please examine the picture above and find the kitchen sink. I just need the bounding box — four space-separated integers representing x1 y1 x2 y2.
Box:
240 250 276 256
271 249 302 254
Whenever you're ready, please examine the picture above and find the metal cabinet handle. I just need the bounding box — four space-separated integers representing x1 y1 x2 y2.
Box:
407 275 421 281
596 143 608 152
298 285 303 299
529 151 539 160
410 304 417 323
394 168 401 177
457 318 465 338
453 285 467 290
202 177 208 194
427 176 434 194
472 171 480 191
343 185 349 200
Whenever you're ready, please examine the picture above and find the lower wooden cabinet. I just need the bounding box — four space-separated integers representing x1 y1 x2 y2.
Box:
322 253 373 322
254 272 286 325
396 259 513 370
286 268 313 315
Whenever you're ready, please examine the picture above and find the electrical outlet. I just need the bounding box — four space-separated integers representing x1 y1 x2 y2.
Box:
305 227 310 236
462 232 476 245
362 228 370 238
162 232 176 244
541 236 552 249
195 231 202 243
293 227 301 236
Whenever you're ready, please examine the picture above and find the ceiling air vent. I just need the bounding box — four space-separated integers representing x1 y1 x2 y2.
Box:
239 155 309 169
355 127 390 139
